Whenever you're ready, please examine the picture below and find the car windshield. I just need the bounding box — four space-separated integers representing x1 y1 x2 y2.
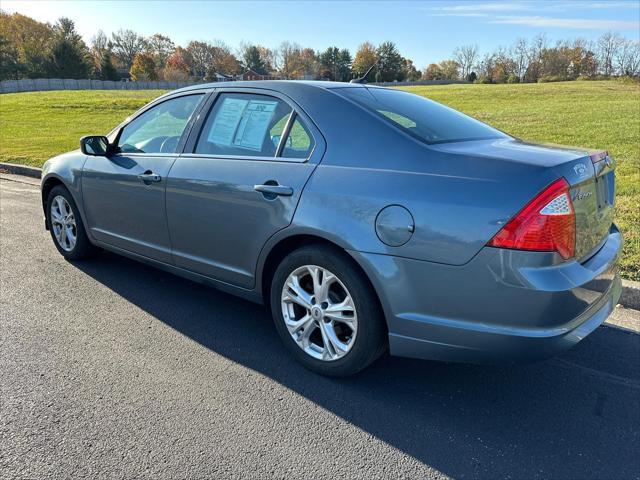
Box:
336 87 508 144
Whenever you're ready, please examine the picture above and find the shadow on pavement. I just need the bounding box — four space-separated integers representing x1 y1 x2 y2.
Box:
75 251 640 479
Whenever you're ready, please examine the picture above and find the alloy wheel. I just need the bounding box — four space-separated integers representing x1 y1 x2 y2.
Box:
50 195 77 252
281 265 358 361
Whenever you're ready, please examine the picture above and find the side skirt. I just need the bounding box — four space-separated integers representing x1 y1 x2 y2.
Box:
94 240 264 305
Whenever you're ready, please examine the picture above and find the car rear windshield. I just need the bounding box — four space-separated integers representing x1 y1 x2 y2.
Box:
336 87 508 144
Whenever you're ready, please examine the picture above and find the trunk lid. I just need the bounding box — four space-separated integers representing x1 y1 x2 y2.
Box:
554 150 616 260
431 139 615 261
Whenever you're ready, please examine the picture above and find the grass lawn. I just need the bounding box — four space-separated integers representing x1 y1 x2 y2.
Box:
0 81 638 280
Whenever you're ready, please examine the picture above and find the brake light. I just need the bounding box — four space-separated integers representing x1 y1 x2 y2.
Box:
487 178 575 259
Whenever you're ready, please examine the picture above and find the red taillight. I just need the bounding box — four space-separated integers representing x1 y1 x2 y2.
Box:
487 178 575 259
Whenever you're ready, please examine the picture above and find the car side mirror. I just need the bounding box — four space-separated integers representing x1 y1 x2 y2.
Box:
80 135 112 156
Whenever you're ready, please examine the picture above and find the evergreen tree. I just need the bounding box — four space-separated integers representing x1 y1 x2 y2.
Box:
243 45 267 74
376 41 404 82
99 52 119 80
0 36 22 80
46 17 90 78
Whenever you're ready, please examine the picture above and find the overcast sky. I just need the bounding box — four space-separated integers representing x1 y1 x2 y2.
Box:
2 0 639 66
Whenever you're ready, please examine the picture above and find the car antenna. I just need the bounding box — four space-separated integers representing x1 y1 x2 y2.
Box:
350 63 376 84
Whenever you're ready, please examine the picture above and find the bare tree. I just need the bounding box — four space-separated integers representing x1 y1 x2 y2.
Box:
453 44 478 79
526 33 547 82
111 29 146 69
513 38 529 81
614 38 640 76
597 31 623 76
90 30 110 55
146 33 175 70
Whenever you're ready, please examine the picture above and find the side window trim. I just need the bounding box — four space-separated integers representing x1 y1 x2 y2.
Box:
275 111 296 158
111 91 209 157
184 88 319 163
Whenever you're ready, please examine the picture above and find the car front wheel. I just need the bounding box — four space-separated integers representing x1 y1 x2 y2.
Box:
46 185 97 260
270 245 387 376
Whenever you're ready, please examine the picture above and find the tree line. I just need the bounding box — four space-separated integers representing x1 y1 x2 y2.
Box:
429 33 640 83
1 11 638 84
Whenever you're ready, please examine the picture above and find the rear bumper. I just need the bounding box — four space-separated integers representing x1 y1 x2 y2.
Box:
349 224 622 364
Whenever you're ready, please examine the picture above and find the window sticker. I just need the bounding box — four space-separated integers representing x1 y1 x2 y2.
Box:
207 97 249 146
207 97 278 151
232 100 278 151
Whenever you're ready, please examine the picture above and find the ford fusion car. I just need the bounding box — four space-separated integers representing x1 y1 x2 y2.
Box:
41 81 621 376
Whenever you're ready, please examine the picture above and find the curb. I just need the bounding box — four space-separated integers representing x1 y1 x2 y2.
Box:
0 162 42 179
620 280 640 311
1 164 639 310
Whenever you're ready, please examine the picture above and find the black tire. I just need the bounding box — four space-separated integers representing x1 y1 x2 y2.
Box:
270 244 387 377
46 185 98 261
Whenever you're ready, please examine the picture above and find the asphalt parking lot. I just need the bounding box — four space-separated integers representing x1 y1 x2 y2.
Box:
1 177 639 479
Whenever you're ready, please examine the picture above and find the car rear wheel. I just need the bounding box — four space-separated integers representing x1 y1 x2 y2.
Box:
46 185 97 260
270 245 387 376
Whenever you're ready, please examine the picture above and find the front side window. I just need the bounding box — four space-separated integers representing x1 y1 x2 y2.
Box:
336 87 508 145
118 94 203 154
195 93 293 157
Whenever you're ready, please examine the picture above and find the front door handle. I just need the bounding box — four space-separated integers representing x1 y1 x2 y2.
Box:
254 184 294 197
138 171 161 183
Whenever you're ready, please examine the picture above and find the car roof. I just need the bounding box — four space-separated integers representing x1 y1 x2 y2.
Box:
170 79 379 96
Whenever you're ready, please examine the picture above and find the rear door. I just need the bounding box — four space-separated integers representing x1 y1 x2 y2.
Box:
166 89 325 288
82 93 206 263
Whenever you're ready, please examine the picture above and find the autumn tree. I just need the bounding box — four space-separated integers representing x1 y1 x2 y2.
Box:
276 41 303 79
352 41 377 79
0 11 53 77
423 63 442 80
403 58 421 81
208 41 240 77
296 48 316 78
130 52 158 81
438 59 460 80
163 46 191 81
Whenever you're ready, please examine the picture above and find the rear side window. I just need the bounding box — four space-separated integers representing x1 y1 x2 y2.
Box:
336 87 508 144
281 117 314 159
195 93 292 157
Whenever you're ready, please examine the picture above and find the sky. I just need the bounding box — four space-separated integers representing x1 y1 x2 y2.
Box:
2 0 639 66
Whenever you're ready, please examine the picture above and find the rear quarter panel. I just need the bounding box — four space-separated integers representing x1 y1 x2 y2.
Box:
290 95 560 265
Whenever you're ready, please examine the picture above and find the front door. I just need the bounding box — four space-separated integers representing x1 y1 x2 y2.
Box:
82 93 205 263
166 90 324 288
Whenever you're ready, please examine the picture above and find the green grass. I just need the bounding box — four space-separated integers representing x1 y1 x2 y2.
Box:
0 90 166 166
0 82 638 279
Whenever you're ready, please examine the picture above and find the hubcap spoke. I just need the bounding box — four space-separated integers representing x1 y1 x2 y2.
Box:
283 275 314 310
320 322 349 357
281 264 358 362
286 313 314 336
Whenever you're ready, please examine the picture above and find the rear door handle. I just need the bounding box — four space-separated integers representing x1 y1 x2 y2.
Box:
254 184 294 197
137 171 161 183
